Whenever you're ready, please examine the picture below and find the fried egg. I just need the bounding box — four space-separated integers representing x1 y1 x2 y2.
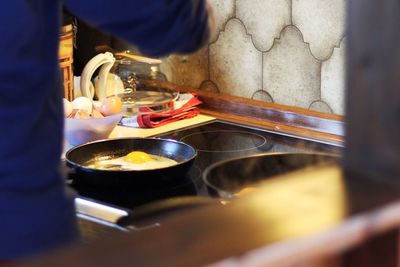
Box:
87 150 178 171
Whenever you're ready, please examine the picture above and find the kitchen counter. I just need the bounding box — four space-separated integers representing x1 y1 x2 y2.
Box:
20 81 400 266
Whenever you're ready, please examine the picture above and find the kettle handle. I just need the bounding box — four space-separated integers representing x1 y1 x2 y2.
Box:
80 52 115 101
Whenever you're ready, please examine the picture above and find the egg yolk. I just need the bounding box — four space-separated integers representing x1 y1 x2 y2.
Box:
124 151 153 164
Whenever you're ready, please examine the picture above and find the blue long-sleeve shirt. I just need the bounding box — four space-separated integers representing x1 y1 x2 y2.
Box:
0 0 209 260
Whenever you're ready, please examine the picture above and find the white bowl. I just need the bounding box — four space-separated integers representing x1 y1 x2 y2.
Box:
64 113 122 146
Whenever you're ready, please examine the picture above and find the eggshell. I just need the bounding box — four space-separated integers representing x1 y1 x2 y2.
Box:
63 98 73 117
91 104 105 118
72 96 93 114
100 96 123 116
73 110 91 119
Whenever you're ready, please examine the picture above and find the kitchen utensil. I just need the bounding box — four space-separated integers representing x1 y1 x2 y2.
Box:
65 138 197 187
76 195 219 230
80 52 176 116
116 196 218 227
203 152 340 198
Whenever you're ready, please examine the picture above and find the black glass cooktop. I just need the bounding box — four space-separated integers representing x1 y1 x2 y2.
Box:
69 120 342 210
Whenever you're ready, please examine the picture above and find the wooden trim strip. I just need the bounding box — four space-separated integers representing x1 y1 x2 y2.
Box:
140 80 345 146
201 110 343 146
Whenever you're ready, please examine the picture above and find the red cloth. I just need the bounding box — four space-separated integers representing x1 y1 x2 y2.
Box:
137 95 202 128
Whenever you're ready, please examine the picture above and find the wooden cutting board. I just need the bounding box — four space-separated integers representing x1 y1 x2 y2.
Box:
110 114 215 138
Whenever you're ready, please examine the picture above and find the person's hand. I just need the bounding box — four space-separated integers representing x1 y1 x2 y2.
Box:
206 0 217 42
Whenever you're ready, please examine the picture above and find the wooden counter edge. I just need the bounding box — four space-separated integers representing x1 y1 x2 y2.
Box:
210 201 400 267
16 166 400 267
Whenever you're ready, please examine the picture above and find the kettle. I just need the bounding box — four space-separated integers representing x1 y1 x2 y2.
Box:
80 52 176 116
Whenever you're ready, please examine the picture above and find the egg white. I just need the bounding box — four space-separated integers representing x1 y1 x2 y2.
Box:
87 153 178 171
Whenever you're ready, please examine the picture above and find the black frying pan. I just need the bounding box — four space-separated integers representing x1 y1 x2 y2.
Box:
65 138 197 187
203 152 340 198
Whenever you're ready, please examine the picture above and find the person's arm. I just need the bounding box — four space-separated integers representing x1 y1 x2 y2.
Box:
63 0 213 57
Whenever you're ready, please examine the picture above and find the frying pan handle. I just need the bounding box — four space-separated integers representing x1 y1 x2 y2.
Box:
61 160 77 182
75 196 219 231
116 196 218 228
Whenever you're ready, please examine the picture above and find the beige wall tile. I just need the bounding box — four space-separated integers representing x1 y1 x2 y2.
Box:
160 46 209 88
210 18 262 99
309 100 334 114
263 26 320 109
200 80 220 93
252 90 274 102
237 0 291 51
159 1 346 116
321 38 346 115
293 0 346 60
208 0 236 43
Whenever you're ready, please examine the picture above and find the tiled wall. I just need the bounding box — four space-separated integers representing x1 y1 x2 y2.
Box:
160 0 346 115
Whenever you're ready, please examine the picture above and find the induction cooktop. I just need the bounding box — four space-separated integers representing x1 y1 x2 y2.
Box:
69 120 341 210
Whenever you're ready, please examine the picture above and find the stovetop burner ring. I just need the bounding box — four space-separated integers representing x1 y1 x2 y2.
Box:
179 130 268 153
